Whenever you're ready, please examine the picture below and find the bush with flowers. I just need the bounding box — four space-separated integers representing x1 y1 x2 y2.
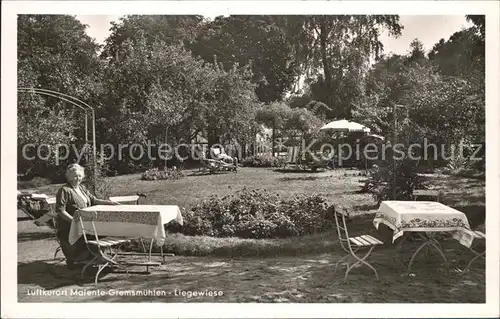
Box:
173 188 333 239
140 166 185 181
241 154 284 168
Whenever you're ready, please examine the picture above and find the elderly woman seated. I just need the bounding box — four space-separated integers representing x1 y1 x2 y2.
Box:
55 164 120 270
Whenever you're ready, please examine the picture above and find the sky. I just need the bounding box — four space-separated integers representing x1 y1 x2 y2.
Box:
76 14 473 55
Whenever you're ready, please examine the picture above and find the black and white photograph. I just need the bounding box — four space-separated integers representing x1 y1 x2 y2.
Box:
2 1 499 318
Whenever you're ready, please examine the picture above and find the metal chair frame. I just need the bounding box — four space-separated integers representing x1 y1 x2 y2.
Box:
201 158 237 174
463 230 485 272
109 193 171 265
17 194 63 260
78 213 130 284
333 205 383 282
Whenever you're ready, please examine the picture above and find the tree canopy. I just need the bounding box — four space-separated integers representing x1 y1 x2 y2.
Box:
17 14 485 178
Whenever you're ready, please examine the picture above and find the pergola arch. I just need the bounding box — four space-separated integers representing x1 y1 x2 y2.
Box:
17 87 98 189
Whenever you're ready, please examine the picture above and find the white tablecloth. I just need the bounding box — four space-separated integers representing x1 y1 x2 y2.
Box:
373 201 475 248
69 205 183 246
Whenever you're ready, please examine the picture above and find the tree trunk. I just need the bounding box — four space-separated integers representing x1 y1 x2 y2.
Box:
207 128 219 147
319 18 333 112
272 120 276 157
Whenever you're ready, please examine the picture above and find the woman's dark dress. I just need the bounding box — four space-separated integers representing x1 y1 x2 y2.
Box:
55 183 98 265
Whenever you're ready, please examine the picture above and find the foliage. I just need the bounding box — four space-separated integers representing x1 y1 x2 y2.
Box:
466 15 485 42
275 15 403 118
255 102 292 130
428 28 484 77
255 102 323 146
283 107 324 137
241 154 284 167
353 45 484 147
82 149 113 199
303 100 332 120
100 35 260 171
17 15 103 178
179 189 332 239
365 158 427 204
17 177 53 190
446 147 472 171
101 15 203 62
141 167 185 181
190 16 300 102
441 168 485 180
287 94 312 109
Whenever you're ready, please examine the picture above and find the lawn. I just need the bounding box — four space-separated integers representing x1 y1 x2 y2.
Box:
17 167 486 302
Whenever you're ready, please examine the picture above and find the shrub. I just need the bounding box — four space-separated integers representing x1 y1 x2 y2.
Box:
83 158 113 199
17 177 52 190
447 152 471 171
141 167 185 181
365 158 427 204
441 167 485 179
241 154 284 167
178 189 331 239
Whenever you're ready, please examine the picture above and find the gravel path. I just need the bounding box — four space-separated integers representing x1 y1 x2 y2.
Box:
18 219 485 303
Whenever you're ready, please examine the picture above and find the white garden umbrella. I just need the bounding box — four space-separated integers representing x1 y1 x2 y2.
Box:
364 133 385 141
320 119 371 133
319 120 375 171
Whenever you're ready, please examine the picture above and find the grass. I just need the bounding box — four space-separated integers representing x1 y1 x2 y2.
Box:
29 167 375 212
126 231 340 257
24 167 486 257
17 167 486 302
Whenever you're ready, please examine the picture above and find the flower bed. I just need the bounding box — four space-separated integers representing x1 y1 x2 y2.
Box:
168 188 333 239
241 154 284 168
140 167 185 181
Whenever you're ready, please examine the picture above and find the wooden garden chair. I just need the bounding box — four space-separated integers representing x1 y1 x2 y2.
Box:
109 193 146 205
305 154 331 172
17 193 64 260
332 205 384 282
412 189 442 202
108 193 173 264
200 154 237 174
78 212 131 284
463 228 486 272
282 146 300 169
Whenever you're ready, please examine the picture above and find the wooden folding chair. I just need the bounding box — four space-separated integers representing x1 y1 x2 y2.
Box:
109 193 146 205
412 189 442 202
332 205 384 282
44 197 63 260
17 192 47 220
78 212 131 284
109 193 172 264
18 194 63 260
463 229 485 272
283 146 300 169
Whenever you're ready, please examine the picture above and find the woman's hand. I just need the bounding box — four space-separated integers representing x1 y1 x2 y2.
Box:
110 200 121 205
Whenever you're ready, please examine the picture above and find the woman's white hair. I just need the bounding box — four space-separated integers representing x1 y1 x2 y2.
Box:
66 163 85 176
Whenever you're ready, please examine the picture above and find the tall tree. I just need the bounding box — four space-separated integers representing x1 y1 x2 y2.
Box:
190 15 299 102
101 35 260 154
101 15 204 62
353 51 484 146
277 15 403 120
17 15 103 177
428 27 484 77
406 38 427 65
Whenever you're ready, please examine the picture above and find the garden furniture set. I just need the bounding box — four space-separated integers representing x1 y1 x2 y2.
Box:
198 147 238 174
70 204 183 283
18 191 184 284
282 146 331 172
332 200 486 282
